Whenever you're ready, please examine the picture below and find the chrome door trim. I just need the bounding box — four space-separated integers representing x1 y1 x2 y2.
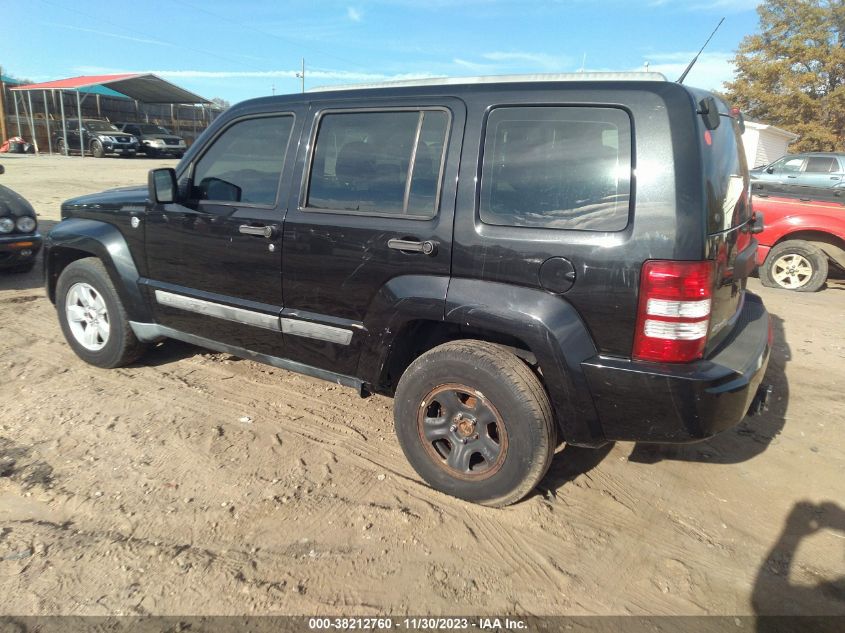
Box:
153 289 353 345
155 290 280 331
280 318 352 345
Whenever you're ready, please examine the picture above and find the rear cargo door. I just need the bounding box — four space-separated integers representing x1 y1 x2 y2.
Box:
702 108 755 350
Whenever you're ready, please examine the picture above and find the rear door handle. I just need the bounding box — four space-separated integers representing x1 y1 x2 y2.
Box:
388 238 438 256
239 224 278 238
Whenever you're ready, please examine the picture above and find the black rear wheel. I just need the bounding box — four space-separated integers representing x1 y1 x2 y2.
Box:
394 340 556 507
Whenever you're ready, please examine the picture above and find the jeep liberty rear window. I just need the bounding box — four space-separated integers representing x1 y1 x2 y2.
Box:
479 106 631 231
306 109 449 218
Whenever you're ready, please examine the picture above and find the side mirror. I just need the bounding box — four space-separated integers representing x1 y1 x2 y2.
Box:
766 167 775 174
199 177 242 202
749 211 764 235
698 97 721 131
148 168 178 204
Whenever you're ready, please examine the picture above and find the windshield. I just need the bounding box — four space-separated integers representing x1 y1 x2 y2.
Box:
85 120 120 132
139 125 172 135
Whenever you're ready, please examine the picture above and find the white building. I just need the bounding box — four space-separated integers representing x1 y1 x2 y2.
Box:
742 120 799 168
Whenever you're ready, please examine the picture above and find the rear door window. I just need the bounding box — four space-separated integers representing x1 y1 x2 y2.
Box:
479 106 632 231
804 156 838 173
306 109 450 218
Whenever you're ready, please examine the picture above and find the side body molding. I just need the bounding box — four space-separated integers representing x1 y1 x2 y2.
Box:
44 218 152 322
444 278 604 447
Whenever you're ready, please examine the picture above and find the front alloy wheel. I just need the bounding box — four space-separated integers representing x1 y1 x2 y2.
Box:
65 282 110 351
55 257 147 368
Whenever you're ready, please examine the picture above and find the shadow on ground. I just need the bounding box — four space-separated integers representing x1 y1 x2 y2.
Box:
753 501 845 630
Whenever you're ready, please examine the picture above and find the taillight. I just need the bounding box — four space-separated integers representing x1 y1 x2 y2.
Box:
633 260 714 363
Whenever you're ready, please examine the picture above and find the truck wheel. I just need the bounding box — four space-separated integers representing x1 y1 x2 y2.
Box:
394 340 556 507
760 240 828 292
56 138 67 155
90 140 105 158
56 258 147 368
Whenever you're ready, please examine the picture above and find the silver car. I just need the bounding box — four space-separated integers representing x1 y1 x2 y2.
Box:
751 152 845 199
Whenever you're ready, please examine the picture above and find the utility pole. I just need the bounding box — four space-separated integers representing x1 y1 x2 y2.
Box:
295 58 305 93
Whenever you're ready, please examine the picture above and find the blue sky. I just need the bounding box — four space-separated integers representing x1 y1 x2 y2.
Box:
5 0 761 104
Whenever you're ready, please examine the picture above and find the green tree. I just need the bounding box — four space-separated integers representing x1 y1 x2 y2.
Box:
726 0 845 152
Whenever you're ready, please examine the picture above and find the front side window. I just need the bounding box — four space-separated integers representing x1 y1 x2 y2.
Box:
775 157 805 173
306 109 449 218
479 106 632 231
192 116 294 206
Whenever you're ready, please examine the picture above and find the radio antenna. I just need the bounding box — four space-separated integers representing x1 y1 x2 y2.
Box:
677 17 725 84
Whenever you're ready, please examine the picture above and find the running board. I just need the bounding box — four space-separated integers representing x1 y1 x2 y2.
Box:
129 321 365 394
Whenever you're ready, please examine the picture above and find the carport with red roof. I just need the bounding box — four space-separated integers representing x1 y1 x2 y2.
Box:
9 73 210 156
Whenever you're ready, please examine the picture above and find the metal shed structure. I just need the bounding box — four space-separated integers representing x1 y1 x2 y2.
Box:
9 73 210 156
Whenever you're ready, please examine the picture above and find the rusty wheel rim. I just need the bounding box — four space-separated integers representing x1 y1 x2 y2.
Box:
416 383 508 481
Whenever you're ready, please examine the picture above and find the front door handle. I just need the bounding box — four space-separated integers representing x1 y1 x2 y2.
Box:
239 224 277 238
388 238 438 256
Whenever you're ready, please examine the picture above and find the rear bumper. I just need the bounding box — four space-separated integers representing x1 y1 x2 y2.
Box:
0 232 42 269
582 292 771 443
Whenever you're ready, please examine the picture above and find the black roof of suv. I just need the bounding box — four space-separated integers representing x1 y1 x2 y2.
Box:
44 73 772 506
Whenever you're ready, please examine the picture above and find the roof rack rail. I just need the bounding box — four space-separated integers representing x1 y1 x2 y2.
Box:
307 71 668 93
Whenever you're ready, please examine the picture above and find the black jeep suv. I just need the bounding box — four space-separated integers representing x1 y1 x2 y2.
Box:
54 119 139 158
44 74 772 506
114 122 187 158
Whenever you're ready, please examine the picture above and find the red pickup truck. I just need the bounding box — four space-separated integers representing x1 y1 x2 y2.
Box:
752 193 845 291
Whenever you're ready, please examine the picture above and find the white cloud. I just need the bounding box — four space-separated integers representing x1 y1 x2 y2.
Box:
347 6 363 21
482 51 571 71
648 0 759 11
452 51 573 74
74 66 439 84
636 50 736 90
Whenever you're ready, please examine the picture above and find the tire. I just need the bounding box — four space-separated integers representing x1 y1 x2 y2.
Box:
759 239 828 292
55 257 147 368
90 139 105 158
56 138 67 155
394 340 556 507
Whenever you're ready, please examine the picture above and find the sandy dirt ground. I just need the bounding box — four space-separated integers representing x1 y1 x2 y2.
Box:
0 154 843 616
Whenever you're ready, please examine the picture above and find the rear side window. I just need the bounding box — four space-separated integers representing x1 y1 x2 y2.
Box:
479 106 632 231
192 116 294 206
805 156 838 173
306 109 449 218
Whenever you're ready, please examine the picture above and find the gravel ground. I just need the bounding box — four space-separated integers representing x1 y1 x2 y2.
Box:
0 154 843 616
